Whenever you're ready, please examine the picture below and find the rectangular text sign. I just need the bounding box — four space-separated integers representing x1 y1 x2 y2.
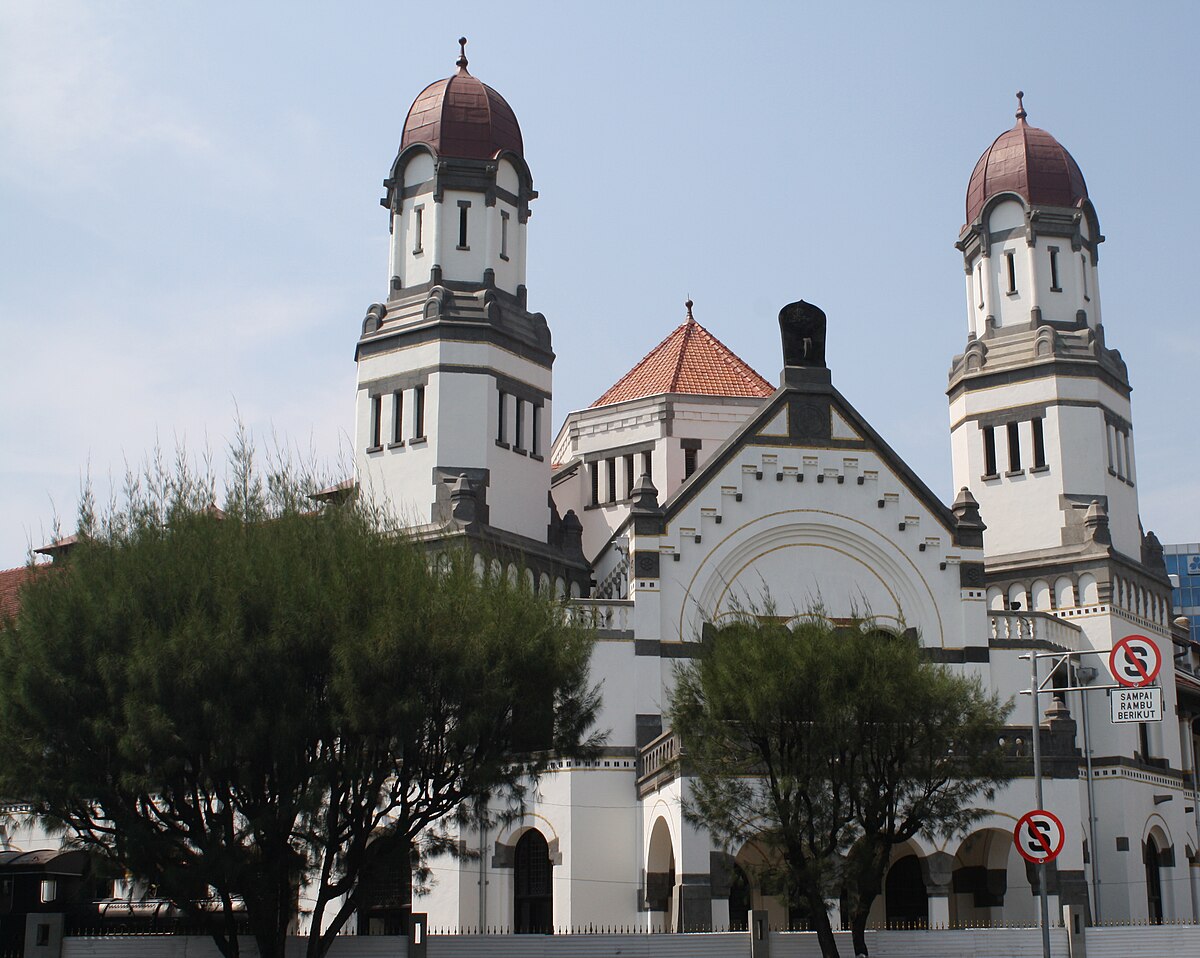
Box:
1110 686 1162 723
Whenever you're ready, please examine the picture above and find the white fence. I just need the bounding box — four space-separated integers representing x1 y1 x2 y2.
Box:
56 925 1200 958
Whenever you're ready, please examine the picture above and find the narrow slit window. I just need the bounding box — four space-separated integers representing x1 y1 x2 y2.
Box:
370 395 382 449
392 391 404 444
684 447 698 479
1122 429 1133 481
590 463 599 505
497 390 507 443
642 450 653 483
983 425 997 476
625 454 635 498
976 264 984 309
1007 421 1021 472
500 210 510 261
531 404 541 456
514 399 525 451
413 206 424 254
414 385 426 439
457 201 471 250
1005 250 1017 294
1082 254 1090 300
606 457 616 502
1032 417 1047 469
1106 424 1116 472
1049 248 1060 291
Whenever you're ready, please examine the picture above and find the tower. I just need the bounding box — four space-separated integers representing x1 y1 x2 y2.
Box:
949 93 1145 570
354 40 552 540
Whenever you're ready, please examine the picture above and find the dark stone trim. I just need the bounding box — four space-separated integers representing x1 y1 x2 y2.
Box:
1030 465 1051 474
947 358 1131 403
357 320 554 369
924 646 990 664
1005 469 1025 478
680 438 703 451
952 398 1125 432
636 714 663 749
633 551 661 579
634 640 700 658
387 441 405 450
363 369 431 396
583 440 656 464
959 561 986 588
365 445 383 454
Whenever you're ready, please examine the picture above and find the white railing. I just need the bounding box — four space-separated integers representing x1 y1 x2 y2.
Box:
567 598 633 633
989 611 1084 651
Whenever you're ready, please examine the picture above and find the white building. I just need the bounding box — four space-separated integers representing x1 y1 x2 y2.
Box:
350 53 1200 935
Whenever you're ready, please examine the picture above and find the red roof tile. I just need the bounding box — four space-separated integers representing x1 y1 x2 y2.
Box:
0 565 46 621
591 304 774 408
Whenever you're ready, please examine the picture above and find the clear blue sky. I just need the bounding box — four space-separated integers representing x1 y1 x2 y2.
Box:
2 1 1198 567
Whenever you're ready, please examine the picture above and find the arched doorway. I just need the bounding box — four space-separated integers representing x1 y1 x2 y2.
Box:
1145 836 1164 923
514 829 553 934
728 863 751 931
646 817 676 931
885 855 928 928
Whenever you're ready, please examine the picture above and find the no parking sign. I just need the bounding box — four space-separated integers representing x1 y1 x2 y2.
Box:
1108 634 1161 688
1014 809 1065 865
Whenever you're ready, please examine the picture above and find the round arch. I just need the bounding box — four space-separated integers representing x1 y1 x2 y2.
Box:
680 511 945 647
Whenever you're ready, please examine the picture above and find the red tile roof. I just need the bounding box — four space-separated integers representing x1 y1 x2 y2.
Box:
0 565 46 621
591 304 774 408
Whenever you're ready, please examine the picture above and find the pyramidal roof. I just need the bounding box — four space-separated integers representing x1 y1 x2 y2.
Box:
591 303 774 407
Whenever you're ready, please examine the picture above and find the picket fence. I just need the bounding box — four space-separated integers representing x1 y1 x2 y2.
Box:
55 922 1200 958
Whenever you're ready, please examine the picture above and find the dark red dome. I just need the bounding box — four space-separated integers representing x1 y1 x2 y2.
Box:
965 95 1087 225
400 46 523 161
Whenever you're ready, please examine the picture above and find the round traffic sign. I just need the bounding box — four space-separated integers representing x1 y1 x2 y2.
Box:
1109 634 1161 688
1014 810 1065 864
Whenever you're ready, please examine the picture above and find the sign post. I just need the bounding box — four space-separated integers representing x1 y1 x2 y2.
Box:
1018 632 1163 951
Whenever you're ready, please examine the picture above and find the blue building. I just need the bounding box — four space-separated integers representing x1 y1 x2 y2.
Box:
1164 543 1200 634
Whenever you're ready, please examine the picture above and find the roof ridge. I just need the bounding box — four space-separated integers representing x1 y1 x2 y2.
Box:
690 320 772 391
591 315 773 408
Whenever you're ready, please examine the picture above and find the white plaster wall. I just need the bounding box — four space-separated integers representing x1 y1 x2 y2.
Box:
355 340 551 539
648 441 974 649
590 638 638 748
438 190 490 286
552 395 766 561
393 152 437 290
949 378 1141 560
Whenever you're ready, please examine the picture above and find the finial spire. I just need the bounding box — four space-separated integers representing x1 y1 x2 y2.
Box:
457 36 469 72
685 297 695 323
1015 90 1027 122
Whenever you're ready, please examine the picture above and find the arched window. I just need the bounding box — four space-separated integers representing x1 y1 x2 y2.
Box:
514 830 553 934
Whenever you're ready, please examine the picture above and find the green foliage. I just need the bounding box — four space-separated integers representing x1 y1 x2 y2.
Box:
0 442 599 958
670 611 1010 958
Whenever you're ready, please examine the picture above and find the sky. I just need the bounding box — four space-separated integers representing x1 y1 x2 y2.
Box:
2 1 1198 568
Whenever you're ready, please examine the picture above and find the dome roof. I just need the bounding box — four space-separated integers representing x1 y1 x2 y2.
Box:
400 39 523 161
965 93 1087 225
